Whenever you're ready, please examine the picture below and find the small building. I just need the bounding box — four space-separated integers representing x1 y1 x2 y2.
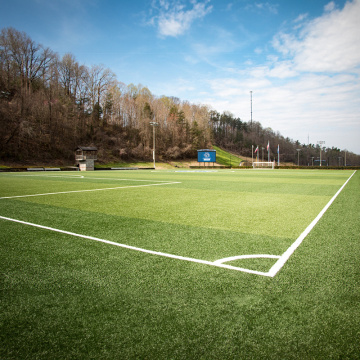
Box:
75 146 97 171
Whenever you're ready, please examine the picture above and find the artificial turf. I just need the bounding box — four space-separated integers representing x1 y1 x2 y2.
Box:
0 169 358 359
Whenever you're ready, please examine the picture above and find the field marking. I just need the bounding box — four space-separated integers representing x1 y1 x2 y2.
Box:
0 181 181 200
0 215 272 277
267 170 357 277
214 254 281 265
0 170 355 277
6 173 172 182
13 174 85 178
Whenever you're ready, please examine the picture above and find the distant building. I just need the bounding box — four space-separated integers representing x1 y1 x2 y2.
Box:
75 146 97 171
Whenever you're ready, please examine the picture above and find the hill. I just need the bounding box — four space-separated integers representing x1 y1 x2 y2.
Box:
1 27 359 167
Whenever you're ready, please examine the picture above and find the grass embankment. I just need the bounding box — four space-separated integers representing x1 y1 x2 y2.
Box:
212 146 243 167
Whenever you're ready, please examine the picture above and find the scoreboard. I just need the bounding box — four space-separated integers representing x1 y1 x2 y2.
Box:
197 149 216 163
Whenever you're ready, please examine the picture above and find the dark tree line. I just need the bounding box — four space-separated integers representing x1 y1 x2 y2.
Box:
1 27 359 166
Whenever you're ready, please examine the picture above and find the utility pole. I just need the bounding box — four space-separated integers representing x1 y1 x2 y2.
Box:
150 122 158 169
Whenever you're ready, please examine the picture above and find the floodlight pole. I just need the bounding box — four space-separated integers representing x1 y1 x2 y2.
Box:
150 122 158 169
317 141 325 167
296 149 301 166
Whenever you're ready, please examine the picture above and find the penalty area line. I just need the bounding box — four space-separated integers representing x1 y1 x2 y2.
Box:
0 215 271 277
0 182 181 200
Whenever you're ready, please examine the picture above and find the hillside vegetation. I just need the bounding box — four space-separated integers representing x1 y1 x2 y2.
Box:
1 27 359 167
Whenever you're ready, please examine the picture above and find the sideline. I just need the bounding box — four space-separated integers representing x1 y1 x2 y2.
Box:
267 170 356 277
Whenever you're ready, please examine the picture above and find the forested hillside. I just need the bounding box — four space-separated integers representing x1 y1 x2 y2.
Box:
1 27 359 166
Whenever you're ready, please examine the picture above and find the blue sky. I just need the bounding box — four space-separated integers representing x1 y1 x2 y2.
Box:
2 0 360 154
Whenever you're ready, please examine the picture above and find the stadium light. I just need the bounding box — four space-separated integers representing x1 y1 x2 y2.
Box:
150 122 158 169
296 149 301 166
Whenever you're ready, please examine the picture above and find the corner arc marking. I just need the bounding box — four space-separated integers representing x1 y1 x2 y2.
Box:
213 254 281 265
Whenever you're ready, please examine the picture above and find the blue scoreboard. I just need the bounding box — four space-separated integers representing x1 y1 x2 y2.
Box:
197 149 216 163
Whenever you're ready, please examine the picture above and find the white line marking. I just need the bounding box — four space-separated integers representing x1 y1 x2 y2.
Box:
9 174 172 182
1 171 355 277
0 215 272 277
214 254 281 265
267 170 356 277
13 174 85 178
0 182 181 199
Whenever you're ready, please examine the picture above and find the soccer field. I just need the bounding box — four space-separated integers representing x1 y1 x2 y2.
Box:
1 169 359 359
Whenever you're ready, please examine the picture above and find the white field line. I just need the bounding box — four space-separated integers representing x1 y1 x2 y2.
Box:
13 174 85 178
214 254 281 265
0 182 181 199
9 174 173 182
1 171 355 277
0 215 272 277
267 170 357 277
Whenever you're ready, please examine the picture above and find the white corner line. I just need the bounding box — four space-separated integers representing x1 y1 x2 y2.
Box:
0 182 181 200
213 254 281 265
0 215 272 277
267 170 357 278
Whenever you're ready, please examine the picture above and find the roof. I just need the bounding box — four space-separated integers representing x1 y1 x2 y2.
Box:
76 146 98 151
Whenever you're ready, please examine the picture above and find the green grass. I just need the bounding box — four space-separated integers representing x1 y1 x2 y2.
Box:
212 146 243 166
0 169 359 359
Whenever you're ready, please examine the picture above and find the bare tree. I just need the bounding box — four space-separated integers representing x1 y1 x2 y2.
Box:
86 64 116 125
0 28 55 93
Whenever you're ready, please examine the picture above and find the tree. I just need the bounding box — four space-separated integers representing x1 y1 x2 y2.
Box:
86 64 116 125
0 27 55 95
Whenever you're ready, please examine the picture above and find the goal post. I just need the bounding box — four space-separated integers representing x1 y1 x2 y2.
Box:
252 161 275 169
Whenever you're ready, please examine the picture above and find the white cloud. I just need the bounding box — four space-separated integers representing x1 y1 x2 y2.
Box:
150 0 360 153
274 0 360 73
268 61 298 78
324 1 336 12
293 13 308 23
245 2 279 15
151 0 213 37
255 2 278 15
